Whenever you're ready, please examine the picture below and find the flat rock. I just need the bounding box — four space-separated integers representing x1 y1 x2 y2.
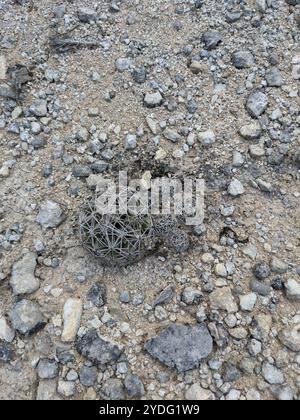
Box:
76 329 123 367
209 287 238 313
10 300 45 336
144 324 213 372
36 200 65 229
10 252 39 295
61 298 83 343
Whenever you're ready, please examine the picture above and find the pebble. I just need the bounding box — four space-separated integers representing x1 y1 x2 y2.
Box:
239 293 257 311
239 122 262 140
228 179 245 197
36 200 65 229
61 298 83 343
37 359 59 379
124 134 137 150
202 31 222 50
253 262 271 280
77 7 97 23
29 100 48 117
57 380 76 398
284 279 300 301
246 91 268 118
232 51 255 69
181 287 203 305
144 92 163 108
209 287 238 313
198 130 216 147
153 286 174 307
0 317 15 343
163 128 181 143
270 257 288 274
266 68 283 87
79 366 97 387
124 374 145 398
115 58 132 72
262 363 284 385
250 279 271 296
145 324 213 372
87 283 106 307
10 252 39 295
10 299 45 336
0 342 13 363
279 325 300 352
185 384 215 400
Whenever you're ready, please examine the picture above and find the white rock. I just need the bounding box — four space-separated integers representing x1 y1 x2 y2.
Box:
0 316 15 343
198 130 216 147
185 384 215 400
10 252 39 295
285 279 300 301
228 179 245 196
239 293 257 311
0 55 7 79
61 299 83 343
57 380 76 397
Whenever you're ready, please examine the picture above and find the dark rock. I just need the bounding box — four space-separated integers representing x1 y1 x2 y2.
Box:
223 364 242 382
124 373 145 398
144 324 213 372
76 329 123 367
250 279 271 296
87 283 106 308
79 365 97 387
101 378 125 400
72 166 92 178
253 262 271 280
153 286 174 307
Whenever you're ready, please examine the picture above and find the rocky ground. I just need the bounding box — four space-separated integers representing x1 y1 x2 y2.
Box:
0 0 300 401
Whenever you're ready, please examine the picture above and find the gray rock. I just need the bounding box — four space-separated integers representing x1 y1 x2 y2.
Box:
10 300 45 336
266 68 283 87
132 67 147 84
270 257 288 274
246 91 268 118
120 291 130 304
272 386 294 401
36 200 65 229
250 279 271 296
228 179 244 197
76 329 123 367
61 299 83 343
37 359 59 379
144 92 163 108
253 262 271 280
29 100 48 117
209 287 238 313
279 325 300 352
10 252 39 295
284 279 300 300
223 364 242 382
239 122 262 140
153 286 174 307
202 31 222 50
239 293 257 311
262 363 284 385
124 374 145 398
0 342 13 363
57 380 76 397
163 128 181 143
232 51 255 69
101 378 125 400
37 380 60 400
72 165 92 177
0 317 15 343
124 134 137 150
185 384 215 400
78 7 97 23
87 283 106 308
181 287 203 305
144 324 213 372
115 58 132 72
79 366 97 387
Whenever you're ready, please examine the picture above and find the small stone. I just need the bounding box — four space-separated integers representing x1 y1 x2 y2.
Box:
72 165 92 178
87 283 106 308
202 31 222 50
76 329 123 367
223 364 242 382
247 339 262 356
0 317 15 343
239 122 262 140
10 300 45 336
0 342 13 363
228 179 245 197
120 291 130 304
270 257 288 274
266 68 283 87
153 286 174 307
124 374 145 398
101 379 125 400
76 127 89 142
144 92 163 108
279 325 300 352
181 287 202 305
253 262 271 280
198 130 216 147
249 145 265 159
209 287 238 313
61 299 83 343
229 327 248 340
10 252 39 295
57 380 76 397
256 179 272 192
163 128 181 143
37 359 59 379
36 200 65 229
246 91 268 118
37 380 59 401
250 279 271 296
262 363 284 385
190 61 206 74
145 324 213 372
239 293 257 311
215 263 228 277
132 67 147 84
233 151 245 167
284 279 300 301
0 55 6 79
78 7 97 23
124 134 137 150
29 100 48 117
232 51 255 69
45 69 61 83
185 384 215 400
79 366 97 387
115 58 132 72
